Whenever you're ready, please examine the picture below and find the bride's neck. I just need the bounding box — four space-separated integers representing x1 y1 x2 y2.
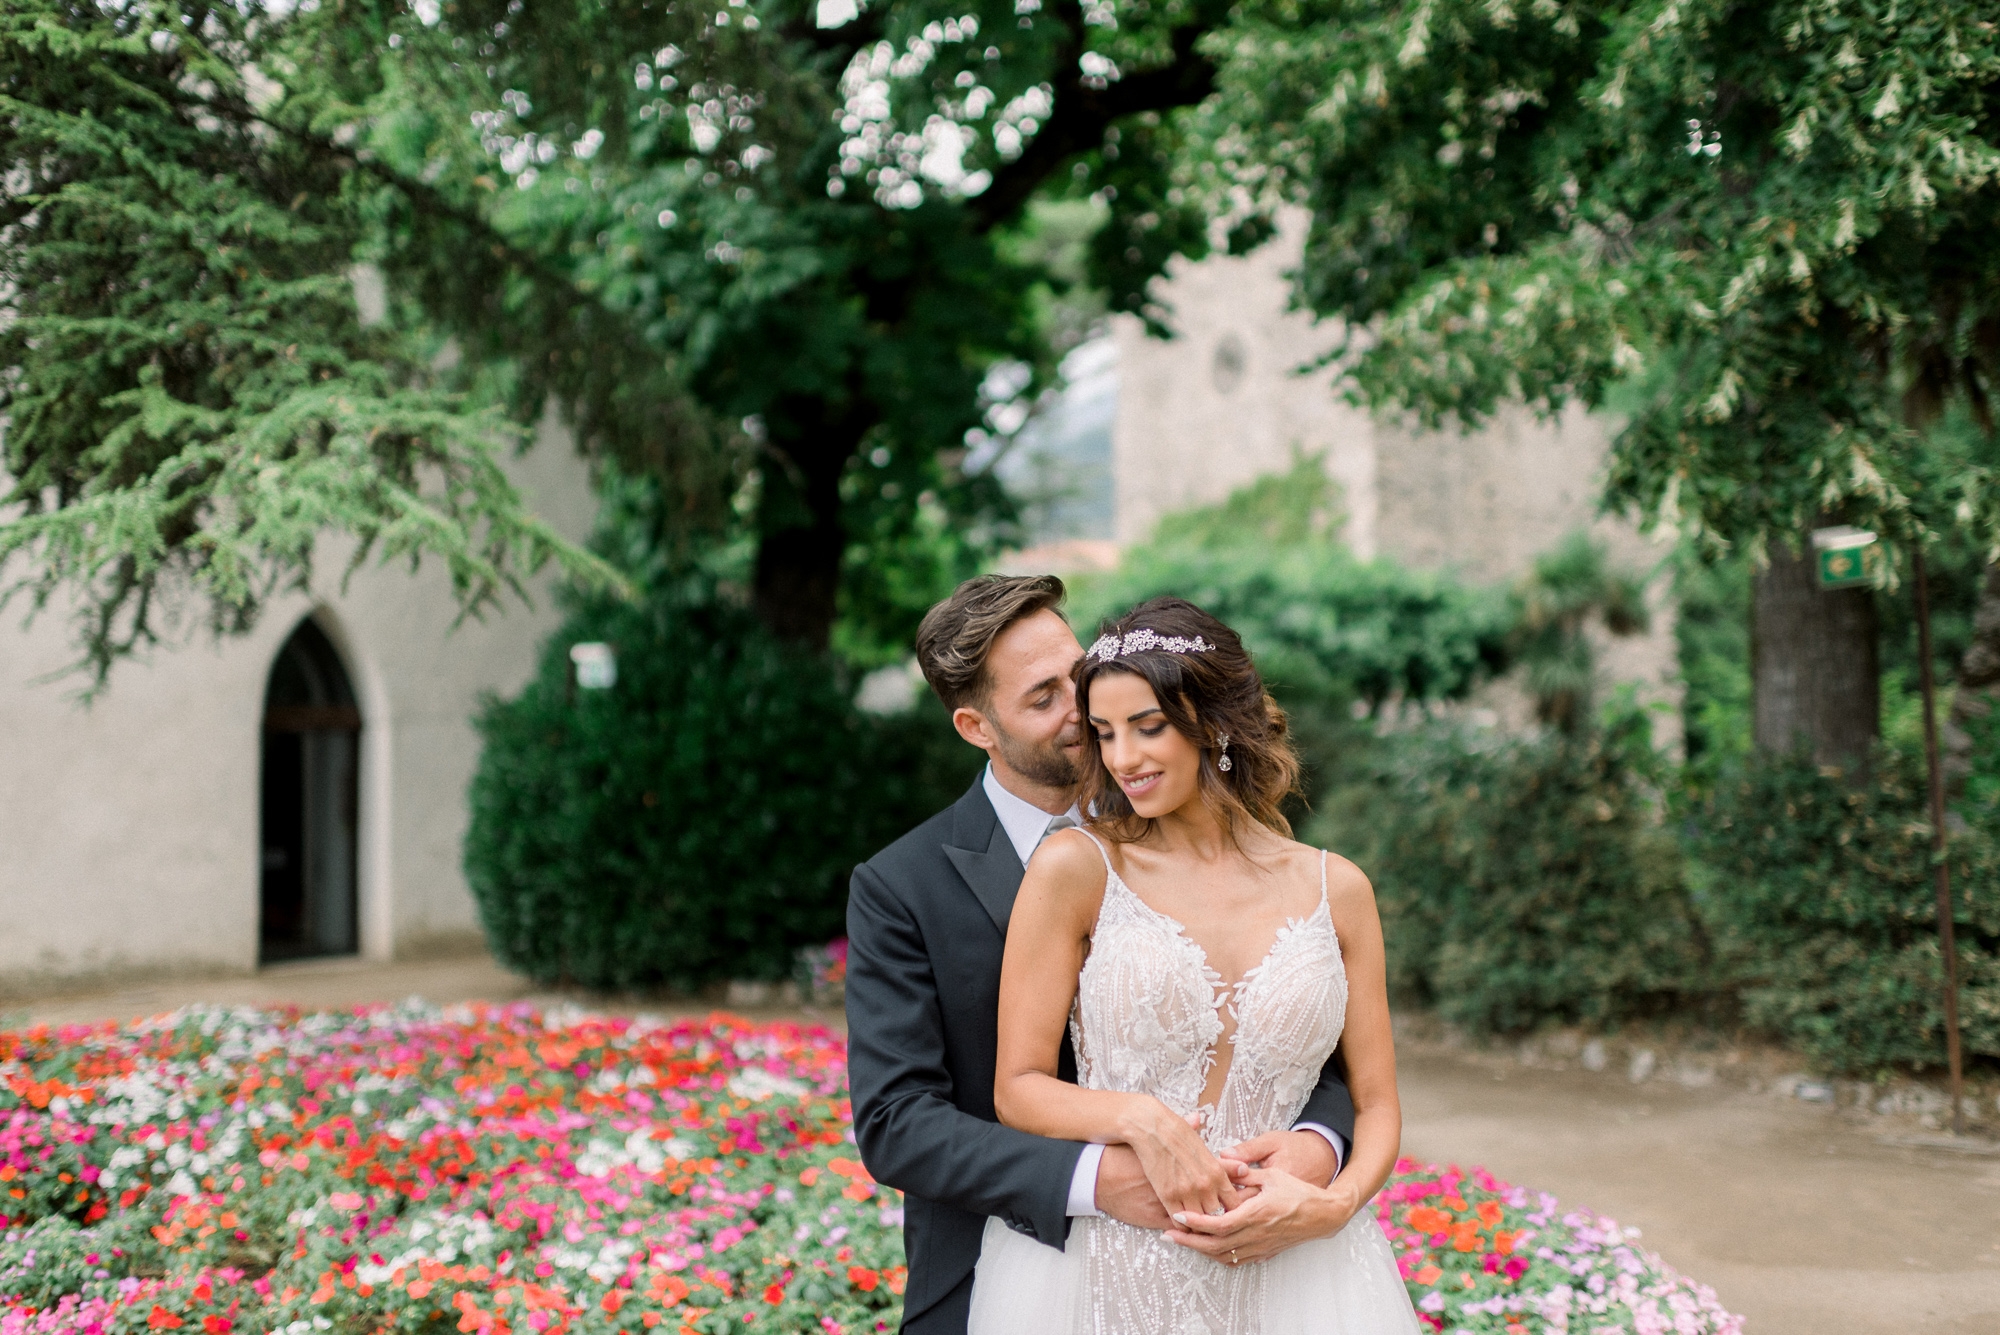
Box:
1148 796 1239 861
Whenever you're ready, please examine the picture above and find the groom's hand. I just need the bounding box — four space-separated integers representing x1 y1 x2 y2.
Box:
1092 1145 1175 1230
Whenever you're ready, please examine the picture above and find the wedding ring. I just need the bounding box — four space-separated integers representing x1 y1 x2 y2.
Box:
1229 1249 1238 1265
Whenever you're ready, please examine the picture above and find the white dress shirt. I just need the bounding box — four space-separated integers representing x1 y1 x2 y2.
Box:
981 765 1347 1218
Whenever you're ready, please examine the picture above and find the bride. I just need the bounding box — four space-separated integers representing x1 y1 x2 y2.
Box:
969 597 1420 1335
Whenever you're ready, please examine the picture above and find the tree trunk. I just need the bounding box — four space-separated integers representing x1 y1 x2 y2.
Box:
1752 539 1880 769
751 414 864 648
1942 564 2000 804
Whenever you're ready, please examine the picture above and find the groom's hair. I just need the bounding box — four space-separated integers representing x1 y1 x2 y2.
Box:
915 574 1067 711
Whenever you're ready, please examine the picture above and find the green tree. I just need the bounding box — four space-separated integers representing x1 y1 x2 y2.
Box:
1203 0 2000 767
3 0 1243 676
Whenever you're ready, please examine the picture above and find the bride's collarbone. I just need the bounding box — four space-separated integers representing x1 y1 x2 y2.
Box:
1109 844 1322 919
1106 852 1325 984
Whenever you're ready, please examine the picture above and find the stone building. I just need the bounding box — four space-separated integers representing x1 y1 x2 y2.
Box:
0 413 595 994
1003 213 1681 738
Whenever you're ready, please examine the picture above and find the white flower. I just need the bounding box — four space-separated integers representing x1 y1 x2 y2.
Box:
729 1068 809 1102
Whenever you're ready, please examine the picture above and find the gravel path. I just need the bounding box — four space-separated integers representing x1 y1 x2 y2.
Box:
8 954 1997 1334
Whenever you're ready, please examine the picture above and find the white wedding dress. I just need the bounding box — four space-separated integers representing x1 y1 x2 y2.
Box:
969 835 1421 1335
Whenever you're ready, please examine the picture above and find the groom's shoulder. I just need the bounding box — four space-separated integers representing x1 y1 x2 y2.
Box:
857 784 986 883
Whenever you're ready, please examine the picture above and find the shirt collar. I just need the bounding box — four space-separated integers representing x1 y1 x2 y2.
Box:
982 763 1082 868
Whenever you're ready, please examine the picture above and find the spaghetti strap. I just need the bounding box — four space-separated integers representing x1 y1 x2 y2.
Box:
1318 849 1329 908
1074 826 1115 874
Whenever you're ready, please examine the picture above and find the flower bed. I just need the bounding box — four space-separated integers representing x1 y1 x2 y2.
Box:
0 1005 1739 1335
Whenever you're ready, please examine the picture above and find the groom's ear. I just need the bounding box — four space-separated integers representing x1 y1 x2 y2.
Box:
951 704 997 753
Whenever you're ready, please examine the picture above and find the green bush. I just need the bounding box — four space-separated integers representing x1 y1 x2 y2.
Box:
1069 456 1511 805
1690 745 2000 1074
1311 713 1709 1034
465 594 977 990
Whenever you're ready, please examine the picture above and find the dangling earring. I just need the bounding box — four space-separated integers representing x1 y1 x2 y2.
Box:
1217 734 1232 773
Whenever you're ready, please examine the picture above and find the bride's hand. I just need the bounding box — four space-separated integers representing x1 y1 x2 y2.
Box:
1166 1164 1356 1266
1115 1098 1237 1219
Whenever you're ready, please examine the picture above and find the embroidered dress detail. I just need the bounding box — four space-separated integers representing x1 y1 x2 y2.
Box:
968 834 1420 1335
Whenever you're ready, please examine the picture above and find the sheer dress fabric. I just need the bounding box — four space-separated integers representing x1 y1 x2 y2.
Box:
968 834 1420 1335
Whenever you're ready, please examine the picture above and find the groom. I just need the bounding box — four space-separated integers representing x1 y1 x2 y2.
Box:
847 574 1359 1333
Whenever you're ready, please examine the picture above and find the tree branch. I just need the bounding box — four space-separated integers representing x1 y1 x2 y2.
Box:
966 2 1218 232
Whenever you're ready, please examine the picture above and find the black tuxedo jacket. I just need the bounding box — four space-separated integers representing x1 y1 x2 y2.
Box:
846 779 1358 1328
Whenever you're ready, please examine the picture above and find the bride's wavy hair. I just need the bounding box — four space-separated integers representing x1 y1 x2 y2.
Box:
1076 596 1302 843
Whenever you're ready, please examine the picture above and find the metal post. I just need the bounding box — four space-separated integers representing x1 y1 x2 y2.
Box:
1913 550 1966 1136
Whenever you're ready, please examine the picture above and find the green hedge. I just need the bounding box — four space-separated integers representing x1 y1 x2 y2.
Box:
1311 714 1709 1034
465 595 976 990
1690 745 2000 1074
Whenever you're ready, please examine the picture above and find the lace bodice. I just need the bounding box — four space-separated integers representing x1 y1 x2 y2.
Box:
1070 834 1348 1146
1065 832 1349 1334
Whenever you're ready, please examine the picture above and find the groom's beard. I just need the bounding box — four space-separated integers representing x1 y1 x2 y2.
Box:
989 716 1080 791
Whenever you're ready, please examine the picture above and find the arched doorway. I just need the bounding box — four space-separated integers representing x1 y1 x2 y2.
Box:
260 618 362 961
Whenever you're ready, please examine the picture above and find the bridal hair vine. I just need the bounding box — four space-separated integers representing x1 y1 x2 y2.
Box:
1086 629 1215 662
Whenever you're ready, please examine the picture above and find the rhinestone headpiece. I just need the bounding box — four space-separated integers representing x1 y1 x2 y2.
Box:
1086 628 1215 662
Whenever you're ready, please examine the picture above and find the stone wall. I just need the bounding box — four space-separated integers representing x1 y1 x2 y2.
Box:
1108 218 1379 556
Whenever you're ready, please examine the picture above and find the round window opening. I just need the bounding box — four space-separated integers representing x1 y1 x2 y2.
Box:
1212 333 1247 393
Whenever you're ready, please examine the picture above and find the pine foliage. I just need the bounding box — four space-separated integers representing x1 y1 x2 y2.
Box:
0 3 639 679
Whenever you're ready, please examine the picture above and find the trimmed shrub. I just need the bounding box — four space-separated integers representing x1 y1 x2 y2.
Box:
465 594 976 990
1311 714 1708 1033
1690 745 2000 1074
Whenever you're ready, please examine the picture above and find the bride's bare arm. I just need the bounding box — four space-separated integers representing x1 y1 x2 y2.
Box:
993 830 1236 1218
1315 858 1401 1212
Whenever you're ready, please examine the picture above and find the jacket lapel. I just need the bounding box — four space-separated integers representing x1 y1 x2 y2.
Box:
944 781 1026 936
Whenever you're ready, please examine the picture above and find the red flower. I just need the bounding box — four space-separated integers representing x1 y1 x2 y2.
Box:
847 1267 879 1293
763 1285 785 1305
146 1307 185 1330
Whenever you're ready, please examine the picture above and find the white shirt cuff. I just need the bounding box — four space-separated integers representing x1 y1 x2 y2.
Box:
1292 1122 1347 1177
1066 1143 1106 1216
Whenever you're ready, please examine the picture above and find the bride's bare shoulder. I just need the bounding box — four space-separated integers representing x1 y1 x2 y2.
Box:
1022 826 1112 897
1268 833 1376 910
1305 845 1382 943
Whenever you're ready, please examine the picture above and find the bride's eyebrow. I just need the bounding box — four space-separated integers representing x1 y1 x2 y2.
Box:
1087 707 1163 725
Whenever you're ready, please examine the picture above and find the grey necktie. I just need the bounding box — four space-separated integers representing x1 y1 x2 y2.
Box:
1038 814 1079 848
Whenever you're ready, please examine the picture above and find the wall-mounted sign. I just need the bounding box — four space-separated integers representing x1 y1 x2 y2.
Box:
569 642 618 690
1811 526 1879 590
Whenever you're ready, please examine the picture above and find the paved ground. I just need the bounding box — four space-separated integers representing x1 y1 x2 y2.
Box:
9 955 1997 1334
1395 1047 2000 1335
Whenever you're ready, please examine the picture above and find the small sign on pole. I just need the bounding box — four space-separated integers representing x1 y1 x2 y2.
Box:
1811 525 1879 589
569 642 618 690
